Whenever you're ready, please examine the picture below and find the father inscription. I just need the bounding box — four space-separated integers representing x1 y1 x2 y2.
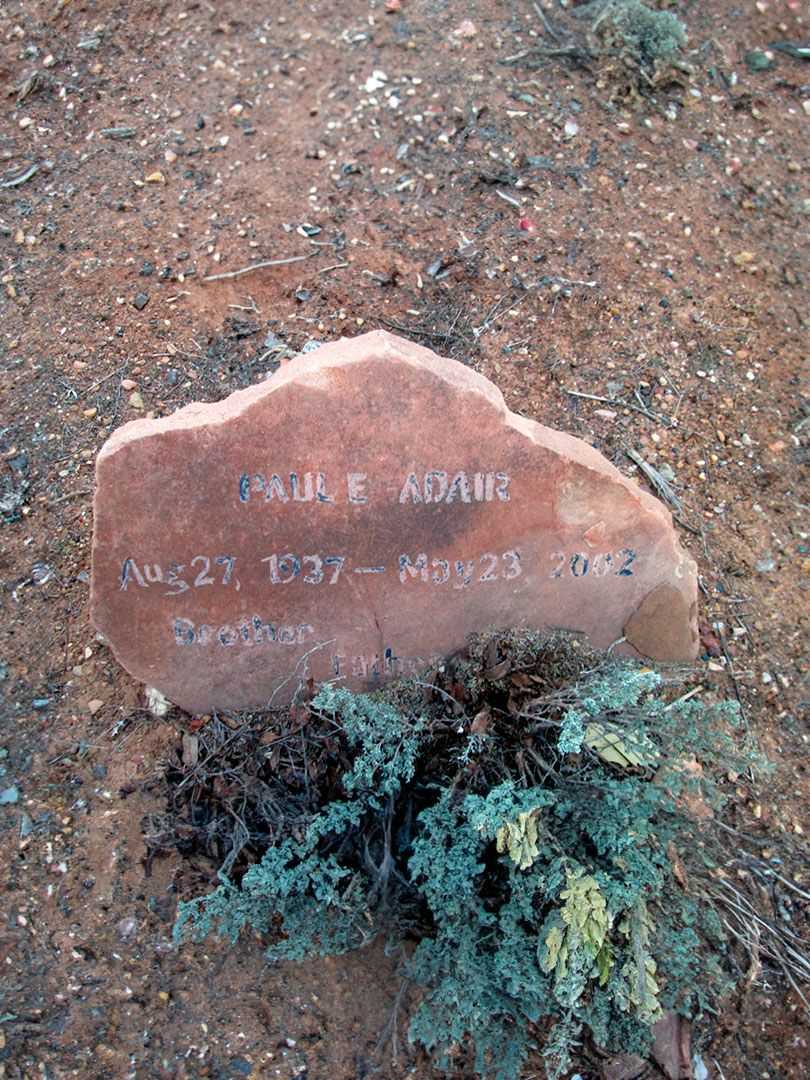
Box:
91 330 698 713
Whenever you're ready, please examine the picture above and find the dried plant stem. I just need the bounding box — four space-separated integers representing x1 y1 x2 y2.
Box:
202 254 313 283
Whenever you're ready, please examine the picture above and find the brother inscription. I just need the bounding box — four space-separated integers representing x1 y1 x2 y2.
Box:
90 330 699 713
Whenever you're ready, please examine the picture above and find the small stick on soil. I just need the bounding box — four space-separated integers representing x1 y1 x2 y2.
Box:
663 686 703 711
495 189 522 208
547 276 598 288
718 627 749 728
564 388 669 426
473 293 527 338
532 1 563 43
228 297 260 313
0 162 39 189
267 638 337 707
48 488 92 507
81 368 126 398
673 516 703 537
318 262 350 274
202 254 313 283
500 45 590 64
624 445 683 513
100 127 137 140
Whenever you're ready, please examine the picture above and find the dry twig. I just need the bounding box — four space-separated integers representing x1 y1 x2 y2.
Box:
0 163 39 189
624 445 683 514
202 254 314 283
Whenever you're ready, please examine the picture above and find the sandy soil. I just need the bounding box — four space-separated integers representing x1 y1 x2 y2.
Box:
0 1 807 1077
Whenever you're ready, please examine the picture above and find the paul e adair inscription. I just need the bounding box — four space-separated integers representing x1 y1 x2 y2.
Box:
91 331 698 714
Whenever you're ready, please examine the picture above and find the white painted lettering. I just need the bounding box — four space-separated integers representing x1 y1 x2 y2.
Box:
290 472 314 502
423 470 448 503
399 552 429 583
431 558 450 585
446 471 472 503
315 473 335 503
347 472 368 504
120 558 147 590
398 472 422 504
265 473 289 502
174 618 196 645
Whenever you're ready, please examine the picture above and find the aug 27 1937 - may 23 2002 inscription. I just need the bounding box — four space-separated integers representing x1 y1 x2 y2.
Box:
119 466 636 661
90 331 698 713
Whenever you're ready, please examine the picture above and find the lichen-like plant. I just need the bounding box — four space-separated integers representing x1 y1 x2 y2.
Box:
174 634 763 1079
579 0 688 69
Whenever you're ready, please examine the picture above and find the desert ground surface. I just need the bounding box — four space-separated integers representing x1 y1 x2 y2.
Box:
0 1 807 1077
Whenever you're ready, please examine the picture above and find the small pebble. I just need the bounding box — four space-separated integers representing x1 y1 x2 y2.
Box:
132 292 149 311
146 686 171 717
744 50 774 72
31 563 53 584
129 390 145 410
454 19 477 38
117 916 138 941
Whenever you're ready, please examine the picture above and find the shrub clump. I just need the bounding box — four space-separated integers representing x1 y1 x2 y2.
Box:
596 0 686 66
173 632 761 1079
589 0 687 68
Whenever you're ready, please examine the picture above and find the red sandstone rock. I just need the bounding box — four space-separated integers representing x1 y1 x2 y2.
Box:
90 330 698 713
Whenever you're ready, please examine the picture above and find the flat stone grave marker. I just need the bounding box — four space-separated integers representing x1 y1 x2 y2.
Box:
91 330 698 714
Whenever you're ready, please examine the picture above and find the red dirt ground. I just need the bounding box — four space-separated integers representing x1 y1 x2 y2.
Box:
0 1 807 1078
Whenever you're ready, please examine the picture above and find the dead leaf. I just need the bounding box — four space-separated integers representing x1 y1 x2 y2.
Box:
470 708 491 735
585 722 655 768
601 1053 647 1080
699 619 722 658
450 681 466 707
656 757 714 822
181 733 199 767
485 658 511 681
651 1011 692 1080
667 840 689 890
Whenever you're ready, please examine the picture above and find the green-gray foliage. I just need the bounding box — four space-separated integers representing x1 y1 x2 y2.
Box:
582 0 688 67
174 642 763 1078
